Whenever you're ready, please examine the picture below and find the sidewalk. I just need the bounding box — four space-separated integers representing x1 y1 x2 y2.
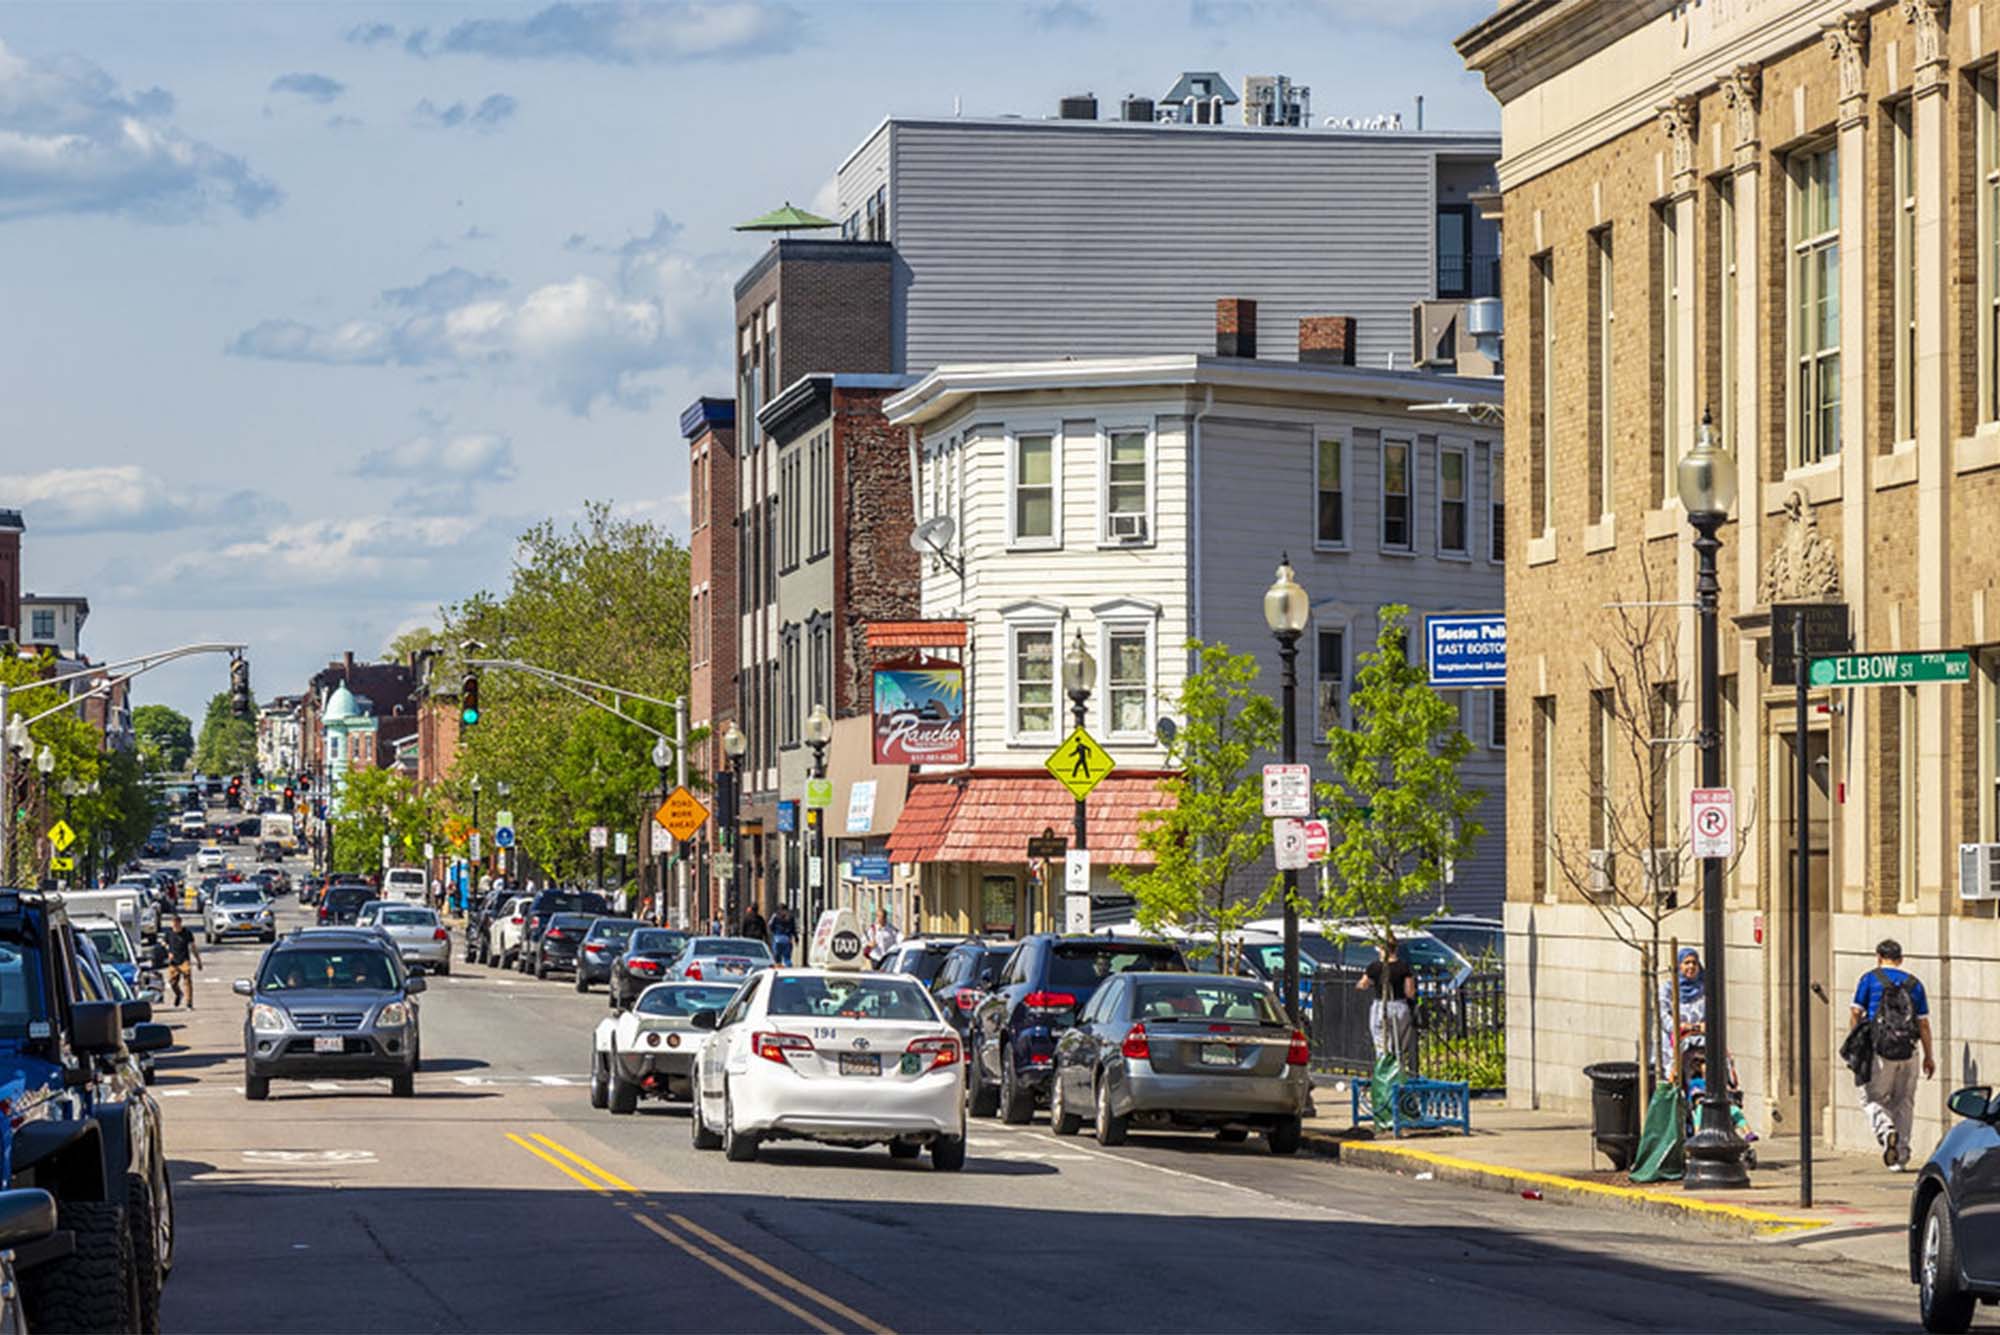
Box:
1301 1089 1912 1269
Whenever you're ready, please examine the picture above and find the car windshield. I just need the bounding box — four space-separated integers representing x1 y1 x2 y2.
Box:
547 914 594 931
1132 979 1283 1024
893 945 958 985
1248 943 1326 979
379 908 435 927
692 938 771 960
84 928 132 965
766 975 937 1020
1427 925 1501 964
0 945 46 1037
259 949 400 992
216 889 263 907
637 985 740 1017
327 889 370 907
1047 943 1183 989
586 920 640 944
630 930 689 955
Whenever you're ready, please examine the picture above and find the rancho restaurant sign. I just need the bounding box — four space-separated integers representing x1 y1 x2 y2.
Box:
873 661 966 766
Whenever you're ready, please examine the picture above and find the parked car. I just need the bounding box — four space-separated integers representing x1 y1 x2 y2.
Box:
668 936 773 985
485 896 533 969
317 884 375 927
1049 972 1309 1153
382 867 427 902
880 937 970 986
967 933 1188 1124
528 912 598 980
929 940 1016 1042
1911 1083 2000 1331
236 933 425 1099
1424 916 1505 971
465 888 515 964
516 891 613 974
575 918 642 993
609 928 693 1010
1241 918 1473 991
372 904 451 976
590 981 740 1113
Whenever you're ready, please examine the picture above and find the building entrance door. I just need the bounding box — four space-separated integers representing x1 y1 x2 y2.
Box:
1775 723 1832 1134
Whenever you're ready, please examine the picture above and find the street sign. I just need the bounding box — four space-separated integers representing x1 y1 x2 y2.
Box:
494 827 516 850
1770 603 1850 686
1808 651 1972 688
469 833 482 859
1691 787 1735 860
422 841 434 860
495 810 513 832
808 854 824 889
1273 818 1331 871
1046 727 1115 801
1302 818 1331 863
805 777 833 810
1262 764 1312 818
589 825 609 850
45 821 74 853
1065 850 1091 932
655 786 709 843
614 831 629 856
49 856 72 873
777 801 797 835
849 853 891 882
1026 827 1068 860
1425 611 1507 688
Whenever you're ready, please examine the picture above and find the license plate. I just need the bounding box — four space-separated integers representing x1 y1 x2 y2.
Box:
1200 1043 1236 1067
313 1036 343 1054
838 1053 881 1077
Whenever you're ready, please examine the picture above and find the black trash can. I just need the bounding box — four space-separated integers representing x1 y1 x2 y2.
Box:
1582 1061 1641 1172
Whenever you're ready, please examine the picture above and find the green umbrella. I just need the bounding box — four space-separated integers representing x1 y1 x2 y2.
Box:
734 202 837 233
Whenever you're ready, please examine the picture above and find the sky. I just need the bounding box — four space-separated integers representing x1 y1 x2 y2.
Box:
0 0 1498 721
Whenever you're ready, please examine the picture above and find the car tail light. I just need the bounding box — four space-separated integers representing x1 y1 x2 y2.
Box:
318 907 329 923
906 1036 959 1071
510 915 523 925
645 1032 660 1048
753 1031 812 1064
685 963 702 980
631 959 662 975
1121 1024 1151 1061
584 944 605 954
433 928 449 942
954 991 979 1010
548 929 566 940
1022 991 1075 1014
1286 1029 1311 1066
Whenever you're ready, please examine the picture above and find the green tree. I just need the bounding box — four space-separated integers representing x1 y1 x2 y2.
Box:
79 750 164 870
330 766 441 876
131 704 194 771
1313 606 1485 945
191 692 255 775
1115 641 1282 970
1 653 118 883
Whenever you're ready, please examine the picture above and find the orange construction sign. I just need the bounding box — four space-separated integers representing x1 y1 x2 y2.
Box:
654 786 709 843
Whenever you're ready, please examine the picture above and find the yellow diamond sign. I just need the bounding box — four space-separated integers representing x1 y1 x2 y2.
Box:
45 820 75 853
49 856 73 873
1045 726 1115 801
654 786 710 843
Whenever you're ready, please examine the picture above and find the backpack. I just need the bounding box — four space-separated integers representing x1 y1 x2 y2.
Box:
1871 969 1921 1062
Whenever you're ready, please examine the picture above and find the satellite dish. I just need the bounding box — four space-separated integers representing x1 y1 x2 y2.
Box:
909 515 956 555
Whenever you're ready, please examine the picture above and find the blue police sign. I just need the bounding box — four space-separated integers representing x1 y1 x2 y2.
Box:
1425 612 1506 688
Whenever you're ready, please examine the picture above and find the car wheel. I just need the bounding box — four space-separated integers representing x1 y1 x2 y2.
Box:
1267 1116 1302 1156
590 1051 609 1110
1216 1127 1249 1144
930 1135 967 1172
1921 1193 1977 1333
391 1068 415 1098
18 1199 135 1335
126 1173 162 1334
1094 1075 1128 1147
966 1044 1000 1119
245 1068 270 1101
690 1073 722 1150
888 1139 921 1160
535 957 548 980
155 1153 176 1278
999 1047 1033 1125
608 1052 639 1116
722 1081 758 1162
575 976 589 994
1049 1070 1082 1136
437 961 450 977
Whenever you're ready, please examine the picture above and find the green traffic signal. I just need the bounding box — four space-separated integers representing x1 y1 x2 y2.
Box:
459 671 481 726
460 705 480 726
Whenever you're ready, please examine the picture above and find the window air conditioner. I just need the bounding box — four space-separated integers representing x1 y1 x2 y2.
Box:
1109 513 1148 542
1960 843 2000 901
1587 848 1614 899
1643 848 1681 902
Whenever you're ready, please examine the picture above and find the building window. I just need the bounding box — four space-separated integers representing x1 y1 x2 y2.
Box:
1012 433 1056 544
1316 432 1347 547
764 495 777 603
1104 628 1149 736
30 609 54 640
1716 176 1738 446
1893 100 1918 440
1438 444 1469 557
1533 696 1556 897
1488 445 1504 562
1589 689 1614 853
1531 253 1554 532
811 429 831 560
1011 627 1056 739
779 450 799 572
808 615 831 716
1654 203 1679 504
1979 71 2000 425
1316 629 1345 736
1103 429 1148 541
1487 686 1506 750
1381 439 1413 552
1437 205 1471 299
1589 226 1614 520
1789 143 1841 465
780 630 800 749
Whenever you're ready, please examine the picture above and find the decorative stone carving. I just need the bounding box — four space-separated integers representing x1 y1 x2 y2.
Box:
1901 0 1950 91
1719 63 1761 150
1823 10 1870 107
1760 491 1842 604
1657 94 1699 187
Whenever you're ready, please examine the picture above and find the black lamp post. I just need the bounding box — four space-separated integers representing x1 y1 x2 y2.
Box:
1679 407 1751 1190
1062 631 1096 934
1263 555 1309 1026
722 721 748 932
804 704 832 928
652 736 673 926
468 775 481 908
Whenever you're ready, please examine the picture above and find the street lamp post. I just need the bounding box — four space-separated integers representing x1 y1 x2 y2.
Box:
652 736 673 927
59 779 85 889
1263 556 1310 1026
1062 632 1096 935
804 704 832 928
469 775 482 905
493 780 511 882
34 749 53 890
1678 408 1751 1191
722 722 748 933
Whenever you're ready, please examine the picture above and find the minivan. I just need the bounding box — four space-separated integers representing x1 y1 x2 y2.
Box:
383 868 428 902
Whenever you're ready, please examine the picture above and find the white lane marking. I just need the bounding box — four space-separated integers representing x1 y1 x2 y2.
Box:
243 1149 377 1164
532 1075 574 1086
305 1081 341 1091
157 1090 190 1098
453 1076 493 1086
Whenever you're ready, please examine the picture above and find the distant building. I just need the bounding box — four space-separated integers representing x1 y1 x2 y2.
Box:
684 396 737 923
19 594 86 657
0 510 20 646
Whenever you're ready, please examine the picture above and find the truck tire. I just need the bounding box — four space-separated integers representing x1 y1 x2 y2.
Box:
20 1199 136 1335
126 1174 161 1335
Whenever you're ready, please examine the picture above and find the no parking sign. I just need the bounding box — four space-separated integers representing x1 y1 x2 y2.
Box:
1691 788 1734 859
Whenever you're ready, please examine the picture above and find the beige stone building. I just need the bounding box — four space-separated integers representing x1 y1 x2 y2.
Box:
1460 0 2000 1155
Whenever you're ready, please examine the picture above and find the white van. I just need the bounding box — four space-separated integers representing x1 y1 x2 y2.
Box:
383 867 428 902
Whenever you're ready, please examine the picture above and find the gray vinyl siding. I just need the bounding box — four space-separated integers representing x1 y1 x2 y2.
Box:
835 118 1497 375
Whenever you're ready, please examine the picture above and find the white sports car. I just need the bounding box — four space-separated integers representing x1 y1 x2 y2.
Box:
689 968 967 1170
590 981 740 1113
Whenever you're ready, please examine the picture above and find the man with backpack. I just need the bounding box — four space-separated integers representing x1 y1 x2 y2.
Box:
1849 938 1935 1171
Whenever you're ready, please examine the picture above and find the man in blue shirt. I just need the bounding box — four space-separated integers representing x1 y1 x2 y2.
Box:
1849 939 1935 1171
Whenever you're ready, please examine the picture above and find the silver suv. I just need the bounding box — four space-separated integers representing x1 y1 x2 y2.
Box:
208 885 275 944
235 932 424 1099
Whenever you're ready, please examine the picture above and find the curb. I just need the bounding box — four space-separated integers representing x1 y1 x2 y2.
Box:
1303 1129 1827 1240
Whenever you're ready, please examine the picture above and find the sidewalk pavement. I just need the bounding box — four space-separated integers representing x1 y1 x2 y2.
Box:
1301 1089 1912 1272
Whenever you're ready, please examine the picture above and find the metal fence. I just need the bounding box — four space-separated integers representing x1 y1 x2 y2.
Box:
1307 970 1505 1091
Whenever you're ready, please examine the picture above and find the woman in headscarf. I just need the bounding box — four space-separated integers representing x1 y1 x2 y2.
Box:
1657 947 1707 1075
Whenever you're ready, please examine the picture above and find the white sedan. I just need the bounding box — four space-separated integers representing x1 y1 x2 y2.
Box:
690 968 967 1170
591 981 741 1113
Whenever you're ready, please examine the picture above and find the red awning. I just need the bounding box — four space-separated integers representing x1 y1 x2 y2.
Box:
886 770 1176 867
866 620 967 652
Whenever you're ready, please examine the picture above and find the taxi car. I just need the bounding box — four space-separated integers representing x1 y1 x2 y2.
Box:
689 967 967 1170
590 981 740 1114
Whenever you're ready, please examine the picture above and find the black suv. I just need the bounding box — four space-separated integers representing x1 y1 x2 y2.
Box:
930 940 1018 1042
466 888 516 965
528 912 599 980
967 934 1187 1124
517 891 611 975
317 884 375 926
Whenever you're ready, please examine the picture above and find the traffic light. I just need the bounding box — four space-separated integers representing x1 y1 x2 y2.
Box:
460 672 481 726
283 784 295 805
229 657 251 719
298 773 313 792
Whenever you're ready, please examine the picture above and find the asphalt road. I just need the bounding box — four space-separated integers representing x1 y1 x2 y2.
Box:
144 882 1913 1334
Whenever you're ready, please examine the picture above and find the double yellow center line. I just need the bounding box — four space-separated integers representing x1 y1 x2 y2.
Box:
505 1132 894 1335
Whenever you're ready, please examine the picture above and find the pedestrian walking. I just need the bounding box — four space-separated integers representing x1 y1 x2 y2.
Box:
1357 936 1417 1073
164 914 203 1009
738 905 767 942
867 908 900 967
769 905 796 966
1849 938 1935 1171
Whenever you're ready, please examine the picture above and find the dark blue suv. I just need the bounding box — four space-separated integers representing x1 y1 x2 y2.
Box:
967 934 1186 1124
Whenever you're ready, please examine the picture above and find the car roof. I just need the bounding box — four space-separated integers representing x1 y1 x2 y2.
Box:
281 928 393 947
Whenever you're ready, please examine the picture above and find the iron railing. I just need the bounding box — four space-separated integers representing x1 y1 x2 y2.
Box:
1307 970 1505 1091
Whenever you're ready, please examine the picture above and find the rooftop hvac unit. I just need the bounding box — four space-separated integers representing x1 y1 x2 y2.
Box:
1411 300 1462 370
1059 93 1098 121
1466 297 1503 368
1122 95 1154 123
1960 843 2000 900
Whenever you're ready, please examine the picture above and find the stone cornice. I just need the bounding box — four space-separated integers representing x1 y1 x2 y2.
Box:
1901 0 1950 91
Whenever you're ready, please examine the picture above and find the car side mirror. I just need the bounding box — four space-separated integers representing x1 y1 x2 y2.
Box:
690 1010 719 1031
1949 1085 1995 1122
404 976 427 995
0 1189 55 1250
232 979 254 997
119 999 153 1026
126 1022 172 1054
70 1001 124 1056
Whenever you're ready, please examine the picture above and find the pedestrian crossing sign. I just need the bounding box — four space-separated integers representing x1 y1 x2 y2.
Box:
49 856 73 873
1045 726 1115 801
45 820 74 852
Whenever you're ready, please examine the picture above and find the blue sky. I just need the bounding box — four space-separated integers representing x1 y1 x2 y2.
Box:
0 0 1497 720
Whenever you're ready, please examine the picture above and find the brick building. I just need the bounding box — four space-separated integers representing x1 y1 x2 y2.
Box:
0 510 21 646
683 396 737 922
1458 0 1992 1153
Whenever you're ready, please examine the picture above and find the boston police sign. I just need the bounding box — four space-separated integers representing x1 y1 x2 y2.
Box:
1425 612 1506 689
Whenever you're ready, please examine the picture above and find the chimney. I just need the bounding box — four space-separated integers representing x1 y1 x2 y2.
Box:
343 650 356 677
1216 298 1257 359
0 510 20 646
1299 315 1357 366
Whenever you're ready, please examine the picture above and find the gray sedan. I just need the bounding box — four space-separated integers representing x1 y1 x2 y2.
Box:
373 904 452 975
667 935 772 984
1050 972 1310 1153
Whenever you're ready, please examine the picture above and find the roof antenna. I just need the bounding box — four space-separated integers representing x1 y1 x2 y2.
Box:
1416 94 1425 131
954 94 962 118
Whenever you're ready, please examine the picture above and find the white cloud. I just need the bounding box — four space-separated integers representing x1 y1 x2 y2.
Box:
0 465 283 533
0 39 279 222
409 2 802 64
356 430 515 482
269 72 344 103
411 92 518 132
150 514 482 589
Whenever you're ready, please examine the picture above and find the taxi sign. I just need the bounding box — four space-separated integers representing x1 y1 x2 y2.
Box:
45 820 75 853
654 786 709 843
809 907 867 971
1045 726 1115 802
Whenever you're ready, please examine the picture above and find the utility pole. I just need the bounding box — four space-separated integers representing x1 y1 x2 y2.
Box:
674 695 689 928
